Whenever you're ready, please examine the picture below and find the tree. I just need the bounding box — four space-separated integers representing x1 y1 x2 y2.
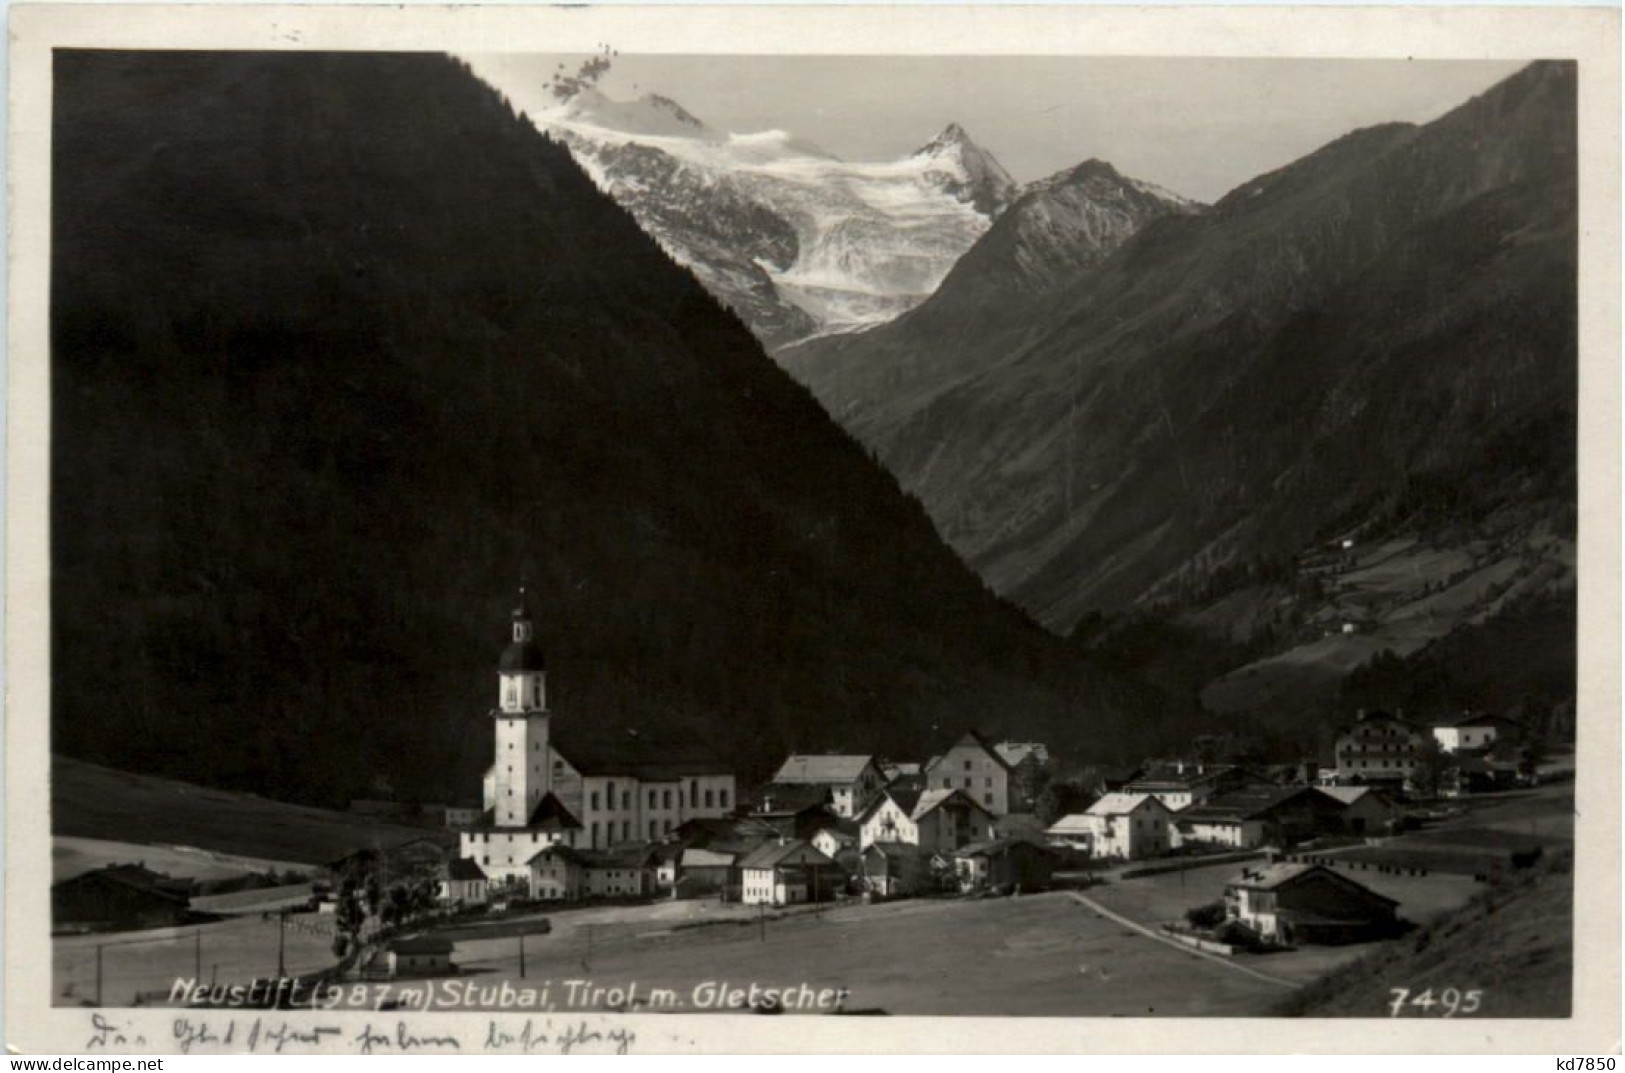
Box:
1036 779 1095 826
1408 736 1451 798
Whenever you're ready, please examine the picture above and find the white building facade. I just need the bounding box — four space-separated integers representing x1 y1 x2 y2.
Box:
459 589 738 884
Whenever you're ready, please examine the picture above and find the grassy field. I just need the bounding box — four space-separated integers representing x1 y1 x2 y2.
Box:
55 767 1574 1017
53 836 311 885
53 757 449 867
1277 852 1573 1017
1087 858 1481 988
435 892 1295 1017
1200 526 1573 715
54 912 344 1007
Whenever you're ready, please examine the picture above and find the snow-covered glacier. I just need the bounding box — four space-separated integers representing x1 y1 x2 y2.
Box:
533 90 1017 349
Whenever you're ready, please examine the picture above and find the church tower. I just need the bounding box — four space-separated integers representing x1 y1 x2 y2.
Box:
491 586 550 826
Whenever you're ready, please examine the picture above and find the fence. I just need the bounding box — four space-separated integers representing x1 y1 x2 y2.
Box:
49 906 390 1008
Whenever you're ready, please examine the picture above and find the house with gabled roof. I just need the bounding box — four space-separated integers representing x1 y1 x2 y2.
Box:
860 841 935 897
52 864 195 932
857 785 997 853
1314 785 1404 836
1050 792 1173 860
1174 786 1346 850
923 730 1013 815
1225 862 1400 945
579 843 661 899
437 857 490 907
951 838 1058 892
738 839 839 906
1431 713 1524 754
1333 709 1424 787
526 843 587 901
767 754 886 818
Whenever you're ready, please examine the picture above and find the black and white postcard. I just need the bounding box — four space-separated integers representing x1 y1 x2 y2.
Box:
5 2 1620 1055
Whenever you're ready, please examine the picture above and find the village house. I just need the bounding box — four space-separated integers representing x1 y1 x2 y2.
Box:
460 590 737 884
738 839 838 906
747 784 840 842
580 844 660 899
527 844 586 901
1224 862 1400 945
1333 709 1424 787
383 935 456 977
951 839 1057 893
878 760 922 783
672 847 736 899
1053 792 1174 861
1432 713 1524 754
1174 786 1346 850
1441 754 1523 797
766 755 886 819
859 841 935 897
653 843 683 891
52 864 194 933
437 858 490 907
857 786 997 853
994 742 1050 814
1315 785 1404 836
1043 813 1097 854
809 818 860 861
923 731 1013 815
1125 762 1265 811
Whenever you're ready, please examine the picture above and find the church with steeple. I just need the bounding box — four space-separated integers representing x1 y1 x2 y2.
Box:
459 587 738 885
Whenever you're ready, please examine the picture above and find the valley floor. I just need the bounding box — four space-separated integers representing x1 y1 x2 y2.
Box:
51 773 1574 1017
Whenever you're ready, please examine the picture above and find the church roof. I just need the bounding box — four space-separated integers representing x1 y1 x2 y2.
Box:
550 722 733 779
471 792 581 832
771 755 875 784
498 587 546 672
499 639 546 673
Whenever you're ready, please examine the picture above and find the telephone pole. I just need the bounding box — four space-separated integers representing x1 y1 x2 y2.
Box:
276 910 287 978
519 933 526 978
95 943 104 1006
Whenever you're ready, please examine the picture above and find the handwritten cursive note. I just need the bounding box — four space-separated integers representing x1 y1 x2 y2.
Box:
92 1012 637 1055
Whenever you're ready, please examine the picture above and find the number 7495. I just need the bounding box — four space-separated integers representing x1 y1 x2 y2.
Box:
1389 987 1483 1016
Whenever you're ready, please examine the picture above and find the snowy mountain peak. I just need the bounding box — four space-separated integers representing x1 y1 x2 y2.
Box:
561 88 723 141
915 121 977 156
912 122 1018 217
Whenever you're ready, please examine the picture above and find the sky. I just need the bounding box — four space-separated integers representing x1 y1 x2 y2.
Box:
468 54 1526 202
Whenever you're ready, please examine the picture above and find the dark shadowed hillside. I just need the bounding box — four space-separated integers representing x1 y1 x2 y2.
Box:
51 51 1169 808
